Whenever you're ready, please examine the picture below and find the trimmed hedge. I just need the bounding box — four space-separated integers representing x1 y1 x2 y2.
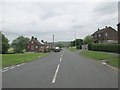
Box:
88 43 120 53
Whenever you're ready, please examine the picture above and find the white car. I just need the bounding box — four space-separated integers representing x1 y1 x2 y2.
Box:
54 47 60 52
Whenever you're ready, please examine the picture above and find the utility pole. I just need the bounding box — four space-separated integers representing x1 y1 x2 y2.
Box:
53 35 54 45
74 30 76 48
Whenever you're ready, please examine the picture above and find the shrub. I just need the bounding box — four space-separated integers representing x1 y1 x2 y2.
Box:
88 43 120 53
76 44 82 49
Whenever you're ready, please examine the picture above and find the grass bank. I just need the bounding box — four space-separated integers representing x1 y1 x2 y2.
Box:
80 50 119 68
2 53 48 67
68 47 78 52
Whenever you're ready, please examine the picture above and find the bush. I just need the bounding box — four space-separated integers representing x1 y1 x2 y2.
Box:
88 43 120 53
76 44 82 49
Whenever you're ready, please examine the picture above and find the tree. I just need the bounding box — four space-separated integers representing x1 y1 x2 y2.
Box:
70 39 83 49
70 41 75 46
76 39 83 49
12 36 30 53
83 35 93 45
1 33 10 53
55 42 65 48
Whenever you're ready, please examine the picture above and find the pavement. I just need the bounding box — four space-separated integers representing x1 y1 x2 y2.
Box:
2 48 118 88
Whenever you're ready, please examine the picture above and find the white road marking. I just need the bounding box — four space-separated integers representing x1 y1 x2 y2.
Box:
16 64 21 67
4 67 9 70
9 67 15 69
102 62 107 65
19 63 25 66
52 64 60 83
2 69 9 72
60 57 62 62
2 63 26 72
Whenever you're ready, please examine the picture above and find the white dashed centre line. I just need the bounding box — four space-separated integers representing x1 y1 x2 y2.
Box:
52 51 64 83
60 57 62 62
52 64 60 83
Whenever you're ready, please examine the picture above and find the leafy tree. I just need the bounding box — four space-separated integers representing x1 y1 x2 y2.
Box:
70 39 83 49
1 33 10 54
83 35 93 45
75 39 83 49
70 41 75 46
55 42 65 48
12 36 30 53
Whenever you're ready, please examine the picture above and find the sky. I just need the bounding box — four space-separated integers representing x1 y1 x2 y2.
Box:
0 0 119 43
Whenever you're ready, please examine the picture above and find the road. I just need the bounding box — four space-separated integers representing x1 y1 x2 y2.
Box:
2 48 118 88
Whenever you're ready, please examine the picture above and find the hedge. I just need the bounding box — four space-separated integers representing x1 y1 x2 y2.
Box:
88 43 120 53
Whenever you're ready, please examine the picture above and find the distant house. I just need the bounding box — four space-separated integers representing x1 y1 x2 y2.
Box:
92 26 118 44
26 36 53 53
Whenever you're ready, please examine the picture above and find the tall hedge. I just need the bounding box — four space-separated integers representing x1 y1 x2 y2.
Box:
88 43 120 53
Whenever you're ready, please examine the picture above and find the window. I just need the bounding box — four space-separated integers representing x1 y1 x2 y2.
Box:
31 41 34 44
105 33 108 36
95 35 97 37
98 34 101 37
36 46 38 49
31 46 34 50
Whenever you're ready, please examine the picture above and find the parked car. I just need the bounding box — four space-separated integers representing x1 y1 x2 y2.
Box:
54 47 60 52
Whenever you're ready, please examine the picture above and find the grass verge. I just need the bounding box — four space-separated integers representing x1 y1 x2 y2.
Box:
2 53 48 67
106 58 119 68
80 50 119 68
68 47 78 52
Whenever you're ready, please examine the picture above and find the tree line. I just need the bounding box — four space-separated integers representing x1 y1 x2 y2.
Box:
1 33 30 54
70 35 93 49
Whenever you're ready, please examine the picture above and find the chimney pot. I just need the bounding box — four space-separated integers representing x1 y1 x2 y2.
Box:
35 38 37 40
31 36 34 40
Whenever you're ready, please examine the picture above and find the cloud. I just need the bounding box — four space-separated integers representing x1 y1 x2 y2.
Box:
0 2 118 43
93 2 118 15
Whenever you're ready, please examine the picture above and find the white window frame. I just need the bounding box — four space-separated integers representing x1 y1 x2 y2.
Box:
98 34 101 37
36 45 38 49
105 33 108 36
31 41 34 44
31 46 34 50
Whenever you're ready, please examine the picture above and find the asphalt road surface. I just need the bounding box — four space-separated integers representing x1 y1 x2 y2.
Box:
3 48 118 88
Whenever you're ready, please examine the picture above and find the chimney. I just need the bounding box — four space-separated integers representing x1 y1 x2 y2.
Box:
105 26 107 28
35 38 37 40
31 36 34 40
98 28 100 31
41 40 44 43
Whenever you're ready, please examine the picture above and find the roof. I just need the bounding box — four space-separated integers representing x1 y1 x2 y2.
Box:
34 39 43 45
92 26 117 36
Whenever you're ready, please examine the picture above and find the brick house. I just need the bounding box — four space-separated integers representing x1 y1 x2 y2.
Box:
92 26 118 44
26 36 53 52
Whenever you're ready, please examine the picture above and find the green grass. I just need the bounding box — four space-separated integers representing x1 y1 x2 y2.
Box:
2 53 48 67
106 58 119 68
68 47 78 52
80 50 117 60
80 50 119 68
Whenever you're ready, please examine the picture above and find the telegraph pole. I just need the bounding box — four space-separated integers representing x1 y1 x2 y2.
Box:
74 30 76 48
53 35 54 45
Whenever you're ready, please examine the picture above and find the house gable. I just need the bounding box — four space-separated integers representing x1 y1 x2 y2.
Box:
92 26 118 43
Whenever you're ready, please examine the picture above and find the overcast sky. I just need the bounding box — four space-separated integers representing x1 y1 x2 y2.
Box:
0 0 119 43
